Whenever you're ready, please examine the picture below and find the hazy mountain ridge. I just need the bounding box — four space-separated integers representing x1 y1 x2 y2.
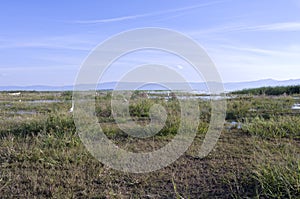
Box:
1 78 300 92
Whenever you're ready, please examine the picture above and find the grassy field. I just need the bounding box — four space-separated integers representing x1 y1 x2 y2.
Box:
0 91 299 198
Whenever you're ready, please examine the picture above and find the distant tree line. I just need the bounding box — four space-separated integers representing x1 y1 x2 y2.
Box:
232 85 300 95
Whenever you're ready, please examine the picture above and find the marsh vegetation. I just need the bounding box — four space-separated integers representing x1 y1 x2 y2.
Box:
0 90 299 198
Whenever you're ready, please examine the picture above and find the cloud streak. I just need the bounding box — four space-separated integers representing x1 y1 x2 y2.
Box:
205 43 300 82
249 22 300 31
0 35 95 51
73 15 146 24
216 45 300 57
72 0 228 24
192 22 300 36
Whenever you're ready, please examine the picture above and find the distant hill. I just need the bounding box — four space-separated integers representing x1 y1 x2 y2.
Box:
224 78 300 92
1 78 300 92
231 85 300 95
0 85 74 91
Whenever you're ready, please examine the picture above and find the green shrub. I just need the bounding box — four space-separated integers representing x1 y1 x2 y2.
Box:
0 113 75 137
232 85 300 96
45 113 76 135
243 116 300 138
253 160 300 198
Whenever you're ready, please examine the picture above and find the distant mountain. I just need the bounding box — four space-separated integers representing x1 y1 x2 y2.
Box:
0 85 74 91
1 79 300 92
224 78 300 92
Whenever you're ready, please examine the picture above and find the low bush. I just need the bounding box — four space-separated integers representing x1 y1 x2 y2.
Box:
242 116 300 138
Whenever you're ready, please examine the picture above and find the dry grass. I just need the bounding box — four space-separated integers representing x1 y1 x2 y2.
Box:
0 91 299 198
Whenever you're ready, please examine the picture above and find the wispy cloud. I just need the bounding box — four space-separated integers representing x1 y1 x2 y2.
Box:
72 0 228 24
236 22 300 31
192 22 300 36
217 45 300 57
248 22 300 31
0 35 95 51
205 43 300 82
73 15 146 24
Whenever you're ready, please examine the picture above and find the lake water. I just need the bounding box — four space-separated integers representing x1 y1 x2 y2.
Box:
12 110 37 115
26 99 63 103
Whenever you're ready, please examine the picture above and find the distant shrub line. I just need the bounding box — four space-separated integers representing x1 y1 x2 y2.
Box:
232 85 300 95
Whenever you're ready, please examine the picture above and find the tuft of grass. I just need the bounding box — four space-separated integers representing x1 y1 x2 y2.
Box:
0 112 75 137
250 139 300 198
242 116 300 138
253 160 300 199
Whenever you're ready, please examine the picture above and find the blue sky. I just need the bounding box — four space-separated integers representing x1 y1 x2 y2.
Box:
1 0 300 86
